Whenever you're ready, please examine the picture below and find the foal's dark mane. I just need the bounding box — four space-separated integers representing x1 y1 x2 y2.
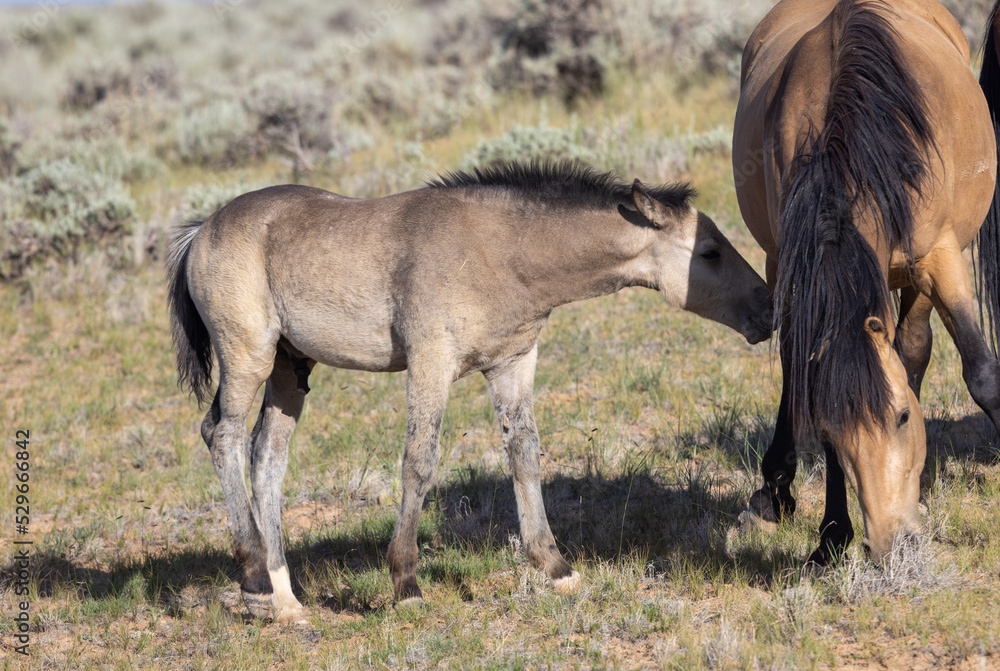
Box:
427 160 695 212
775 0 933 442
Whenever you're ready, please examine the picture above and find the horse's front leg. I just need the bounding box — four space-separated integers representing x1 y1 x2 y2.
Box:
807 440 854 566
894 287 934 399
386 357 453 603
749 313 798 522
485 345 578 592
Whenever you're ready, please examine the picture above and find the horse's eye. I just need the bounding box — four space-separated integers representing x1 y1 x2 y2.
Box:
701 249 721 261
898 409 910 428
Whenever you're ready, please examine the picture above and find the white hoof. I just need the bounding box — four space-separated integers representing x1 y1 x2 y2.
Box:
550 569 581 594
275 606 309 626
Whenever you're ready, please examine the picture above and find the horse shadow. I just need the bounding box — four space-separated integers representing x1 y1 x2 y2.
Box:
14 412 996 616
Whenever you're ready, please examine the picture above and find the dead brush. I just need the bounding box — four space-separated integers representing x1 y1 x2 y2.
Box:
823 530 962 603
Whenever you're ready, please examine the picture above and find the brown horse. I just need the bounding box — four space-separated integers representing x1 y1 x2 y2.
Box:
168 161 772 622
733 0 1000 564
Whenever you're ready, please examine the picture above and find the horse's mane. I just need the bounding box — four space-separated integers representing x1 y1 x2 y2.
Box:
775 0 933 442
976 0 1000 354
427 160 695 212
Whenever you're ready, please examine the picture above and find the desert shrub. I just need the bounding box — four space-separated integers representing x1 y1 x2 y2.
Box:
63 55 179 112
464 121 594 168
1 159 135 279
16 133 164 185
489 0 608 103
179 180 270 222
64 59 133 111
242 75 334 166
175 99 259 167
326 124 375 164
0 116 21 178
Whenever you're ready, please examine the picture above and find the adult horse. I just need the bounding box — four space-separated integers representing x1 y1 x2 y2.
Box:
168 161 772 622
733 0 1000 564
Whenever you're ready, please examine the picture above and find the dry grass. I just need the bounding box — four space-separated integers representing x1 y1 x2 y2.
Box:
2 0 1000 669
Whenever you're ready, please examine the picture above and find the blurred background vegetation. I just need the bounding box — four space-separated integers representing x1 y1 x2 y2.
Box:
2 2 1000 666
0 0 986 284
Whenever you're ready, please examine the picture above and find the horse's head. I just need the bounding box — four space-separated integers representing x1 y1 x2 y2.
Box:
630 180 773 344
824 316 925 561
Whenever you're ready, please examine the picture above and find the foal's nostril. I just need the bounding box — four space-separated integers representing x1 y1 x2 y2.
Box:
861 540 873 560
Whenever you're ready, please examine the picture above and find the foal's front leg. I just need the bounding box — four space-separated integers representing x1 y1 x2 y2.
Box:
485 346 579 591
386 358 453 602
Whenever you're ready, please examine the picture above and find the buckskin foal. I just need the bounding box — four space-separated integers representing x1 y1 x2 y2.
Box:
168 161 772 622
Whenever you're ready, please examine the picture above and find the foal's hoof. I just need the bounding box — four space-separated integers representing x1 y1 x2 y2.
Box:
275 605 309 626
241 591 273 619
550 569 581 594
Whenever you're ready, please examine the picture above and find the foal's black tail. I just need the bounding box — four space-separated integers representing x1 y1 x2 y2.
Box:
977 0 1000 354
166 220 214 405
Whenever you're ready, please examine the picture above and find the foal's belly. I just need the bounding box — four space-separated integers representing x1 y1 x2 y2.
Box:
278 303 407 373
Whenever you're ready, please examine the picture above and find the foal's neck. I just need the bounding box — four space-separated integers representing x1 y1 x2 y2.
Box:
509 205 652 313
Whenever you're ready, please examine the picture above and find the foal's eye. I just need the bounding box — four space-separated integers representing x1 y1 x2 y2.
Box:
701 249 721 261
898 409 910 428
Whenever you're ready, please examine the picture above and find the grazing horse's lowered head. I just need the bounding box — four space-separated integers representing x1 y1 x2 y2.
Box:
815 316 926 560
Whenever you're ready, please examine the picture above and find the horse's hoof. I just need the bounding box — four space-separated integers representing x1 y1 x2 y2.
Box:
802 552 831 577
395 595 424 610
747 488 779 523
241 591 273 619
275 606 309 626
550 569 581 594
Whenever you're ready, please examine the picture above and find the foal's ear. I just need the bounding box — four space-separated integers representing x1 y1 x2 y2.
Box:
631 179 668 228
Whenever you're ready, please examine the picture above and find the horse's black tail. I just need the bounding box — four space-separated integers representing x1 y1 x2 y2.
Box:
977 0 1000 355
774 0 933 443
166 221 214 405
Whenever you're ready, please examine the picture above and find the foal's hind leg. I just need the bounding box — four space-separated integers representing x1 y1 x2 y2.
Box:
922 244 1000 431
202 351 276 618
485 346 578 591
895 287 934 399
246 350 309 623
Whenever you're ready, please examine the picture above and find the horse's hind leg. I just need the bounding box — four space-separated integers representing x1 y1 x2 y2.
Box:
895 287 934 398
205 346 277 618
246 349 309 623
923 244 1000 431
485 346 578 592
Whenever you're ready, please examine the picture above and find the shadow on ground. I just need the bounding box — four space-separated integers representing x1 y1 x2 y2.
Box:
8 414 995 614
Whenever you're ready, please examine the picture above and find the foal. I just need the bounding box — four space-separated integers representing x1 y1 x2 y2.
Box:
168 161 772 621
